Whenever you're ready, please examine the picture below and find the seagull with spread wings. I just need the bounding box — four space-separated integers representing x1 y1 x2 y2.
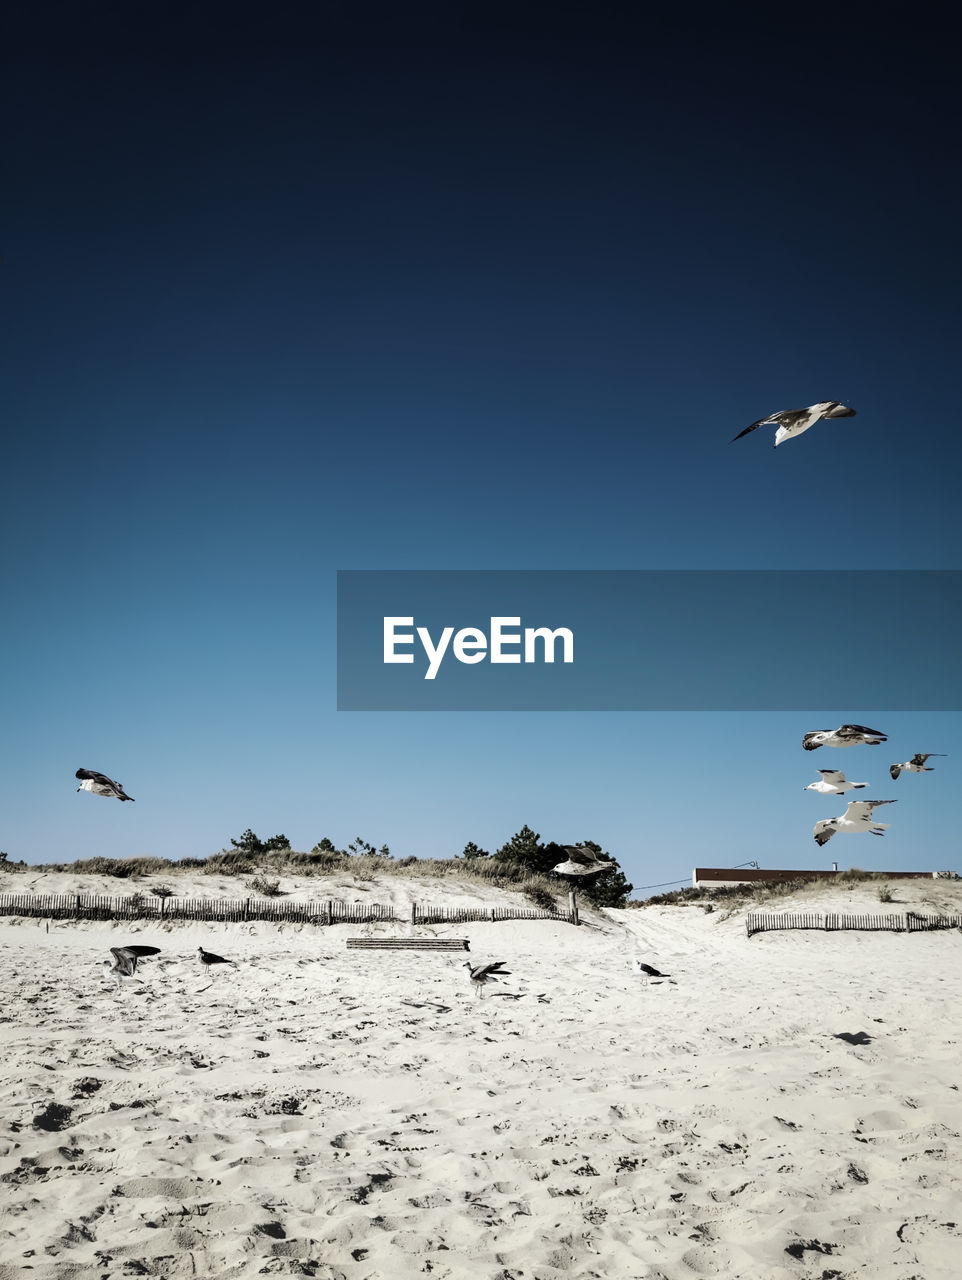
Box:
813 799 897 846
76 768 135 801
802 724 887 751
890 753 947 780
731 400 856 448
103 945 160 988
463 960 511 998
804 770 868 795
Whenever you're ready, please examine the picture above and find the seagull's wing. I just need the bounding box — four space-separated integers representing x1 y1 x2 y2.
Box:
109 947 138 975
838 724 887 739
818 770 846 783
820 402 856 418
890 765 902 780
478 961 510 977
912 753 945 766
110 944 160 975
731 409 804 443
730 416 775 443
813 822 836 846
562 845 597 866
76 768 117 787
845 799 896 821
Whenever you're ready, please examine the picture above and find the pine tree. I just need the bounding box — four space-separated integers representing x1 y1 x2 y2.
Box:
461 841 490 860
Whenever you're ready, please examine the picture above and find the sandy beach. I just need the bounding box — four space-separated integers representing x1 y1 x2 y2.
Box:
1 873 960 1279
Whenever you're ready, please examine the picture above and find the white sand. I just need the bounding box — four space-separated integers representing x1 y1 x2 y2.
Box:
1 873 960 1279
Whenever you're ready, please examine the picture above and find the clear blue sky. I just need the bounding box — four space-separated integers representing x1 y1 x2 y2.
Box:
2 5 959 891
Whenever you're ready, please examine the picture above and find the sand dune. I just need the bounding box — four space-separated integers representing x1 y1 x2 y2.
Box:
1 875 960 1278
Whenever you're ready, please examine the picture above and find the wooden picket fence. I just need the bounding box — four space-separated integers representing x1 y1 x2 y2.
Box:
0 892 395 926
413 903 575 925
0 891 575 927
746 911 962 938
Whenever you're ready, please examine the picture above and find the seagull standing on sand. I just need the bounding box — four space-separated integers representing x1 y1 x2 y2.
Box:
813 799 897 846
730 400 856 448
634 961 671 985
802 725 887 751
76 769 135 801
463 960 511 998
103 945 160 988
198 946 236 973
804 770 868 795
890 753 947 780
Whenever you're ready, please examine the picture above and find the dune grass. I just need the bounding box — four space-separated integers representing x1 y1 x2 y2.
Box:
18 850 569 908
631 868 917 910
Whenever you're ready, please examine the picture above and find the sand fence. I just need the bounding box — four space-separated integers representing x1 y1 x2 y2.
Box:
746 909 962 937
0 890 574 927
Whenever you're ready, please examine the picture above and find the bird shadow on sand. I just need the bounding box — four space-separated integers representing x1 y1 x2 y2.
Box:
833 1031 873 1046
400 999 453 1014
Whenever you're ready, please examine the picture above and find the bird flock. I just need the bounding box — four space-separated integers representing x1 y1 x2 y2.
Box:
802 724 947 847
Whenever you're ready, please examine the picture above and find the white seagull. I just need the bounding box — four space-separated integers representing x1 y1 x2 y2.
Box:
552 845 613 877
890 753 947 780
804 770 868 796
813 799 897 847
76 768 135 802
103 945 160 988
731 400 856 448
802 724 887 751
463 960 511 998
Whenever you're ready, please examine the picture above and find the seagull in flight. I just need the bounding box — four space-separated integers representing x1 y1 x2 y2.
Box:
803 725 887 751
731 400 856 448
813 799 897 846
463 960 511 998
804 770 868 795
890 753 947 780
76 768 135 801
103 945 160 988
552 845 613 877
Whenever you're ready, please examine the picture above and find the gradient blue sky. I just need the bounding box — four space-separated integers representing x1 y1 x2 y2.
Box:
2 4 959 890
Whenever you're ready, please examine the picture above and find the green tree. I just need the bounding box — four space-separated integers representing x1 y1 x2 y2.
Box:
494 825 550 871
230 829 265 855
494 828 633 906
263 834 291 852
312 837 337 854
347 835 375 857
570 840 634 907
460 841 490 860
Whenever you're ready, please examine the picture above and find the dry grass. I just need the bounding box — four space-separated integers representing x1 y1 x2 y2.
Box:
24 850 568 907
633 868 928 911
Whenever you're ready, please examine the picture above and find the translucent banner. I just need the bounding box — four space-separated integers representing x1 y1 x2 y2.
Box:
336 570 961 711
